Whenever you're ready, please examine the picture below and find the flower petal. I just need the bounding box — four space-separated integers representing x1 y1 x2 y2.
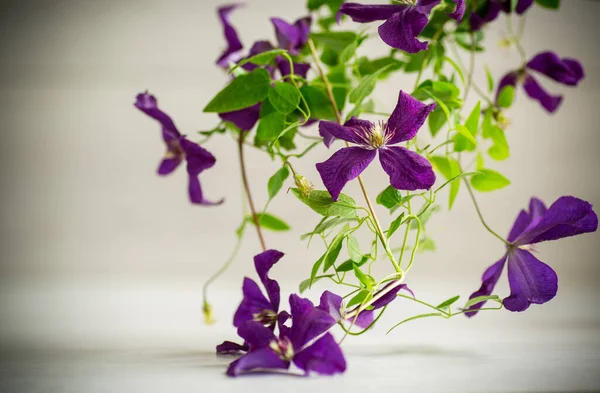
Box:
226 347 289 376
502 0 534 14
254 250 284 312
465 256 507 317
319 120 370 145
316 147 377 201
527 51 585 86
134 92 180 139
237 321 276 350
387 91 436 144
469 1 502 31
233 277 273 327
503 249 558 312
289 294 336 351
522 75 563 113
515 196 598 245
507 197 547 243
371 281 411 309
276 57 310 79
216 340 249 355
219 104 261 131
447 0 465 20
378 8 429 53
317 291 343 322
216 4 245 67
293 17 312 49
339 3 407 22
157 156 183 176
293 333 346 375
179 138 223 205
379 146 436 191
271 17 299 51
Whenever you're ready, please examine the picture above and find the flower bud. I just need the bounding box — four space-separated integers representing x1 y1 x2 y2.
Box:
294 174 314 198
203 302 216 325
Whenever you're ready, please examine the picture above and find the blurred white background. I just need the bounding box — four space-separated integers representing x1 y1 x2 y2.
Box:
0 0 599 391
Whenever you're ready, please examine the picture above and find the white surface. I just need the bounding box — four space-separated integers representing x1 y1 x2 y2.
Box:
1 278 599 393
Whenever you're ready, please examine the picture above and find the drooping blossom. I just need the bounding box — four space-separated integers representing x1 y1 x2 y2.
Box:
214 7 311 131
339 1 465 53
217 250 289 354
226 294 346 376
318 281 414 328
496 51 585 113
466 196 597 316
316 91 436 201
134 92 223 205
470 0 533 31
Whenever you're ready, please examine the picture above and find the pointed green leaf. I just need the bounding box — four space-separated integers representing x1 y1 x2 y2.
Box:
347 235 363 263
347 289 372 308
204 68 270 113
436 295 460 309
268 82 301 114
497 85 515 108
252 213 290 231
299 274 334 293
267 166 290 200
470 169 511 192
387 213 405 239
376 186 403 210
291 188 358 218
464 295 501 309
349 64 393 105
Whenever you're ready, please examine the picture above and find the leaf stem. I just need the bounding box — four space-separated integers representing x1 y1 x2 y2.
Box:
463 178 509 245
307 38 401 273
238 131 267 251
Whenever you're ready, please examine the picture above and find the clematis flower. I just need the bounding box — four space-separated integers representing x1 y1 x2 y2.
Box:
216 4 245 67
466 196 597 316
226 294 346 376
339 1 465 53
271 16 311 55
318 281 414 328
496 51 585 113
216 250 290 355
134 92 223 205
316 91 436 201
470 0 533 31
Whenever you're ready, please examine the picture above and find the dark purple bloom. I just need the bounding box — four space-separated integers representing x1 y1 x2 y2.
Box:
470 0 533 31
227 294 346 376
216 4 245 67
218 104 261 131
467 196 597 316
316 91 436 201
318 281 413 328
134 92 223 205
340 1 464 53
496 51 585 113
271 16 312 55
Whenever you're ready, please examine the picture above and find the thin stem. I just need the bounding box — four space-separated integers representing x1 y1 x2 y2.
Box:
307 38 401 273
238 132 267 251
464 32 476 101
463 178 509 245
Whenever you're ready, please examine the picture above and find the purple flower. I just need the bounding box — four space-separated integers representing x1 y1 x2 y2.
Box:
316 91 436 201
496 51 585 113
340 1 464 53
470 0 533 31
318 281 413 328
216 4 245 67
271 16 312 55
467 196 598 316
227 294 346 376
134 92 223 205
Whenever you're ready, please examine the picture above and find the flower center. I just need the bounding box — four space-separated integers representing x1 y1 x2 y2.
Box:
269 337 294 361
165 139 183 158
368 121 388 149
252 309 278 325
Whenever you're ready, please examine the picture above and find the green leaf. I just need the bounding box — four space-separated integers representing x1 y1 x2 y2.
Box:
455 102 480 152
267 166 290 200
463 295 501 309
428 106 446 137
310 31 357 53
347 289 372 308
465 101 481 136
204 68 270 113
309 254 325 289
487 126 510 161
430 156 461 208
356 56 404 78
299 275 334 294
300 85 336 120
252 213 290 231
301 217 356 240
339 41 358 63
291 188 358 218
347 235 363 263
353 265 374 290
470 169 511 192
336 256 369 272
485 65 494 92
324 232 345 272
268 82 301 114
534 0 560 9
455 124 478 146
497 85 515 108
376 186 403 210
387 213 405 239
418 237 436 252
229 49 286 73
436 295 460 309
349 64 393 105
256 111 285 142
